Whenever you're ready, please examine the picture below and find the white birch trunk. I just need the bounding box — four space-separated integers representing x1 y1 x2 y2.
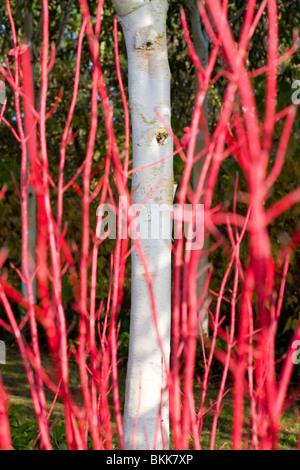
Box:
185 0 209 337
22 185 37 302
112 0 173 450
22 8 37 303
20 4 74 304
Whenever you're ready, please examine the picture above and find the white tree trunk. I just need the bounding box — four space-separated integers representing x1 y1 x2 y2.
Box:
22 8 37 303
20 4 74 304
22 185 37 302
112 0 173 450
185 0 209 337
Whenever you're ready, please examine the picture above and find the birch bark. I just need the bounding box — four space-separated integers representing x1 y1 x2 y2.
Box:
22 7 37 303
185 0 209 336
112 0 173 450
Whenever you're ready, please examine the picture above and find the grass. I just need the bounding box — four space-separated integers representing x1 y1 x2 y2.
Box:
1 343 299 450
2 343 65 422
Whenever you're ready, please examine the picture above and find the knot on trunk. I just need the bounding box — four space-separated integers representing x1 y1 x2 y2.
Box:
135 25 161 50
155 130 168 145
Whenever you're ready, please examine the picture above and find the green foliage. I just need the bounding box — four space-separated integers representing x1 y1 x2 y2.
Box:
8 404 72 450
50 421 68 450
9 404 38 450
